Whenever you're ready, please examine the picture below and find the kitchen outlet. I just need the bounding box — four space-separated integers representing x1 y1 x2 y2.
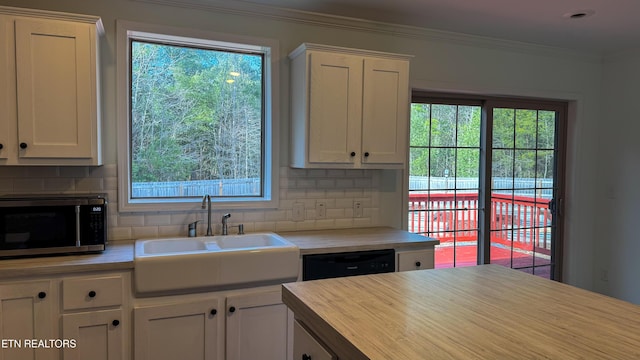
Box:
316 201 326 219
292 202 305 222
353 201 363 218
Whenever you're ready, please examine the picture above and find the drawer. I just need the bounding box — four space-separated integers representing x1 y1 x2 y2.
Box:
62 275 123 311
397 249 435 272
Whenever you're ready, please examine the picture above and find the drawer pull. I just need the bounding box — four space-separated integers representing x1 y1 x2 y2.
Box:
415 261 422 267
19 142 27 149
112 320 120 327
88 290 97 298
229 306 236 313
38 291 47 299
210 309 217 316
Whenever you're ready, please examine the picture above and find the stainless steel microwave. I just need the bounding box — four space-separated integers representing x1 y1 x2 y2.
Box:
0 194 107 258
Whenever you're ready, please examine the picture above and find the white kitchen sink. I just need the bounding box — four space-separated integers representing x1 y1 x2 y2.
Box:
214 233 293 249
141 237 208 254
134 233 300 294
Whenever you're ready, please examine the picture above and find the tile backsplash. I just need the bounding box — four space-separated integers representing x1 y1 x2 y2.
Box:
0 165 381 241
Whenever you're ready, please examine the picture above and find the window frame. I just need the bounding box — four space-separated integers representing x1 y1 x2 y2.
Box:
116 21 280 212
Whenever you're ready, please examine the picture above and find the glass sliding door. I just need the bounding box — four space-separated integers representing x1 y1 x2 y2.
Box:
485 102 565 280
408 100 482 268
408 94 566 280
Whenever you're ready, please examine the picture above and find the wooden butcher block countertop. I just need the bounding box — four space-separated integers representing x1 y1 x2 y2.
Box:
282 265 640 359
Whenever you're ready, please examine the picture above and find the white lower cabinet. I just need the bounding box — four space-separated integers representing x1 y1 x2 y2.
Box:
293 320 336 360
134 298 225 360
60 272 130 360
0 280 57 360
226 288 290 360
0 271 129 360
62 309 124 360
396 248 435 272
133 286 290 360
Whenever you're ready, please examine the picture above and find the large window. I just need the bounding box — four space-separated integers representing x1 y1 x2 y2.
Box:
117 22 279 211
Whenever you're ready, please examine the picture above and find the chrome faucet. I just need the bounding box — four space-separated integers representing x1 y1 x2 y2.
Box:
221 213 231 235
201 195 213 236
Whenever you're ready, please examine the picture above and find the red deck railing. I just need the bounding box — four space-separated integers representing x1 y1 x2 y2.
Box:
409 193 552 255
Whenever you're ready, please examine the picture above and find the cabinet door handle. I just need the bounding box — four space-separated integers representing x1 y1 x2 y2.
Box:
229 306 236 313
19 142 27 149
38 291 47 299
364 152 370 157
88 290 97 298
350 151 356 157
0 143 3 150
210 309 217 316
415 261 422 267
112 319 120 327
302 354 312 360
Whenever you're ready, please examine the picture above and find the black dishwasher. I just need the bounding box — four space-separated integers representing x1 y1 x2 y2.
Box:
302 249 395 280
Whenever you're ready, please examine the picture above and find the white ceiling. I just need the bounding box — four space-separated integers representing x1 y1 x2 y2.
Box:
238 0 640 54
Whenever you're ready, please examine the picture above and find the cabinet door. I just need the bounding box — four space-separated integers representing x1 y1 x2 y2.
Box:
62 309 123 360
226 288 290 360
308 51 363 164
134 298 224 360
361 57 409 165
397 249 435 272
0 280 57 360
0 15 15 161
14 18 96 159
293 320 336 360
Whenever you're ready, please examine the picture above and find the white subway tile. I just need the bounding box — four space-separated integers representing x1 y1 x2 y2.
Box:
118 214 145 227
243 211 266 222
158 225 184 237
296 178 316 188
44 178 75 192
75 177 104 192
265 210 287 221
109 227 132 241
254 222 276 232
59 167 89 178
334 218 354 228
0 179 13 192
26 167 59 178
275 221 297 232
13 179 45 193
132 226 158 239
145 214 172 226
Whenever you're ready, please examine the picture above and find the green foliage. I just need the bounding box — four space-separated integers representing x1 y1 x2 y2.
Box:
130 40 263 183
410 103 556 182
410 104 481 178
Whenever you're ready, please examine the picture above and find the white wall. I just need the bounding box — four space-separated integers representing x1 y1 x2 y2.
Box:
0 0 605 294
596 50 640 303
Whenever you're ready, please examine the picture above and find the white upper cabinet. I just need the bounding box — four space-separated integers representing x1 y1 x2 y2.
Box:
0 6 103 165
289 43 410 169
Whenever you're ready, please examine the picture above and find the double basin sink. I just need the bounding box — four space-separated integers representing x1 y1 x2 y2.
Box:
134 233 300 294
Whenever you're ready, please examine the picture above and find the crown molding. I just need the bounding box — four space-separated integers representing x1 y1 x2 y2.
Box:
0 5 104 34
133 0 601 63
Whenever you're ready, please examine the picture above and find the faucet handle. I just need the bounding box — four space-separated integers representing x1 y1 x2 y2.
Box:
188 220 200 237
